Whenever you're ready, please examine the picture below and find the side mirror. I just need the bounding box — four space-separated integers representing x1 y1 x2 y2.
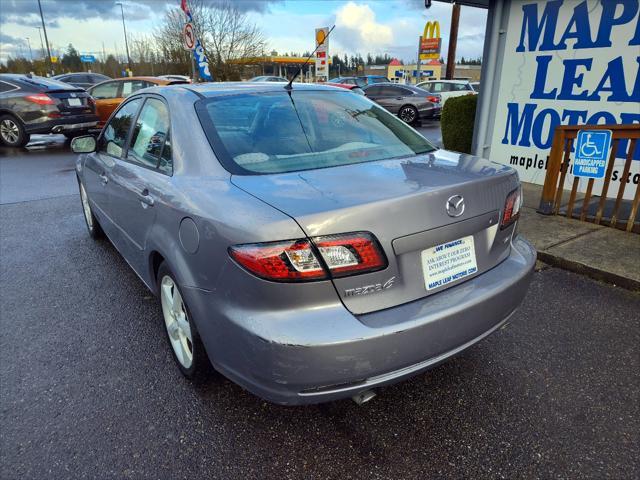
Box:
71 135 97 154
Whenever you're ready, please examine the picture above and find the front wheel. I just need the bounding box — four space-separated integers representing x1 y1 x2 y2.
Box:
78 180 104 239
158 263 209 378
398 105 418 124
0 114 30 148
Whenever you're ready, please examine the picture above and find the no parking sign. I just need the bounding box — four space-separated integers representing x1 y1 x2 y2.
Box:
183 22 196 50
573 130 612 179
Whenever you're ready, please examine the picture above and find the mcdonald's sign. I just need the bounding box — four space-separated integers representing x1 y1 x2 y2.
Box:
419 21 441 60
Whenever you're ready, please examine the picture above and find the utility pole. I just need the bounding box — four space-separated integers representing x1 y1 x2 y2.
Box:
25 38 33 61
445 3 460 80
116 2 132 72
37 0 53 74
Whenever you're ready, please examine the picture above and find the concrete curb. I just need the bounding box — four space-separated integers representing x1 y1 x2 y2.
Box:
537 250 640 292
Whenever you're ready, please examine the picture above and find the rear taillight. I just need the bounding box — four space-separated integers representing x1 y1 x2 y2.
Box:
313 233 386 277
229 232 387 282
427 95 440 104
25 94 55 105
501 187 522 229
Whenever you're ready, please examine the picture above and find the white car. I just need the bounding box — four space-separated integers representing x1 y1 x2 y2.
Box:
158 74 192 83
416 80 476 105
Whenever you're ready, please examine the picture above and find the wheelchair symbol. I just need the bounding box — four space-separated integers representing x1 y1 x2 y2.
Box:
579 133 601 158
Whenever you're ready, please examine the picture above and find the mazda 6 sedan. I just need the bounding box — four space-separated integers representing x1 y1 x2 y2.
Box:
72 82 536 405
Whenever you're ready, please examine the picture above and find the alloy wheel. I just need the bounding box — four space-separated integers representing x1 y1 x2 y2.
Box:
399 107 417 124
0 119 20 145
160 276 193 369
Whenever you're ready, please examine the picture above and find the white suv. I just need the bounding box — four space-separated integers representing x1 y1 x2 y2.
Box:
416 80 476 105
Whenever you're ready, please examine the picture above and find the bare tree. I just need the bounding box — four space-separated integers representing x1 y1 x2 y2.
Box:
154 0 266 81
202 1 266 80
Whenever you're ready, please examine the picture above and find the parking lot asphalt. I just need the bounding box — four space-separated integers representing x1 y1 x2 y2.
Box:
1 133 638 480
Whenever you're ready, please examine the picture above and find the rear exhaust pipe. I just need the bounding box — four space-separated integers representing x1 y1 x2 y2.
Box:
352 389 377 405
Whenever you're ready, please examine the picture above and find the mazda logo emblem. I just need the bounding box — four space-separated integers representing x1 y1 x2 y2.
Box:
446 195 465 217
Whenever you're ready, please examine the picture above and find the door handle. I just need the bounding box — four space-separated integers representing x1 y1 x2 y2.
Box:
137 188 155 207
99 173 108 185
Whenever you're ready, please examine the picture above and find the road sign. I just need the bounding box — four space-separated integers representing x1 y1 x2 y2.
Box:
183 22 196 50
50 56 58 63
573 129 612 179
80 55 95 63
315 27 329 79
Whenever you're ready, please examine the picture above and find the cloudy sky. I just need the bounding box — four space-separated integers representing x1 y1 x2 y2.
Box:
0 0 487 64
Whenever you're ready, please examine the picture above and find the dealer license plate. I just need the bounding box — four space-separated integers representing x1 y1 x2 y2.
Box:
67 98 82 106
421 235 478 291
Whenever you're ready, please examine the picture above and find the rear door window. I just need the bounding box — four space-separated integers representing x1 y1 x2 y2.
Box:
379 86 401 96
121 80 151 98
91 81 120 99
127 98 171 171
100 98 143 158
452 83 470 91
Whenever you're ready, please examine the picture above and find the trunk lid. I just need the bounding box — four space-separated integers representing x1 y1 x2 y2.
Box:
47 90 94 116
232 150 520 315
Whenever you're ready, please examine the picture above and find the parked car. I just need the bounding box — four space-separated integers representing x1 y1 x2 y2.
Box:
358 75 390 85
72 82 535 405
0 74 98 147
87 76 186 127
52 72 111 89
470 81 481 93
158 74 192 83
248 76 288 82
326 82 365 95
416 79 476 105
363 83 441 123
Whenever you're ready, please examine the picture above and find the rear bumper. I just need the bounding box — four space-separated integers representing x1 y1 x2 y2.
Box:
184 235 536 405
25 115 99 134
418 105 442 119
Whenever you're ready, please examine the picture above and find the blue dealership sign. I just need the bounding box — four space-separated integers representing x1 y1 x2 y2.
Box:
80 55 96 63
573 129 612 179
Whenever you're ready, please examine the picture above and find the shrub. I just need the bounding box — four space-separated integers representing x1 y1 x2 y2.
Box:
440 94 478 154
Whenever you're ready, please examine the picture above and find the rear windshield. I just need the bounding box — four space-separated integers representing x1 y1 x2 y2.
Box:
18 76 76 91
196 90 436 175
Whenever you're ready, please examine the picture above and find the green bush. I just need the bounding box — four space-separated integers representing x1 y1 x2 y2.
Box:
440 94 478 154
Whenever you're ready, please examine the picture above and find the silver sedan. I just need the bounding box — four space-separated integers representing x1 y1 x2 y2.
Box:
72 83 536 405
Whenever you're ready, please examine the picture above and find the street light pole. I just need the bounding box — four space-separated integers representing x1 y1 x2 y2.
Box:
37 0 53 74
36 27 45 59
25 38 33 62
116 2 132 73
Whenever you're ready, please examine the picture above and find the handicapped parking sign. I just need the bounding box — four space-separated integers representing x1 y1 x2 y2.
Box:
573 129 612 179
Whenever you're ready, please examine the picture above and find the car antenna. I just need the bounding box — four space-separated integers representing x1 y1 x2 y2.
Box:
285 25 335 93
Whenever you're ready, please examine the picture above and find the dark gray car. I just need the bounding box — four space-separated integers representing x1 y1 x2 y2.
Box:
363 83 442 124
0 74 98 147
52 72 111 90
72 82 535 405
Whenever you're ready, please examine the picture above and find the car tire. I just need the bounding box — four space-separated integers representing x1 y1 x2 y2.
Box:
77 178 104 239
0 114 30 148
398 105 418 124
157 263 209 378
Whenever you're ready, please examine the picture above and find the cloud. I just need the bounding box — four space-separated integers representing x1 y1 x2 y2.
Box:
334 2 393 52
0 0 283 27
